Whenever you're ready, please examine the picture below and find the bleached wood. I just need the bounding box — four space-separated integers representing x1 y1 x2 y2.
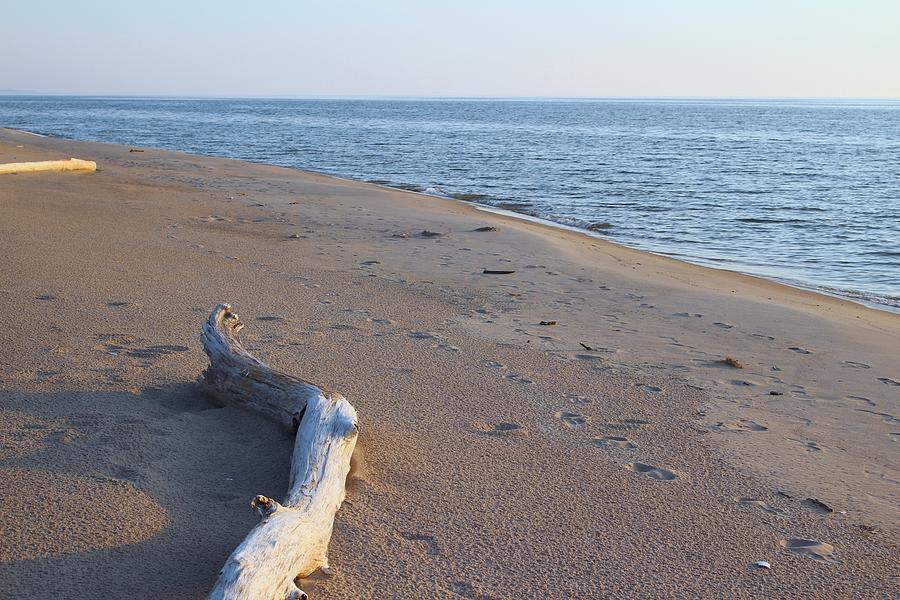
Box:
202 304 358 600
0 158 97 174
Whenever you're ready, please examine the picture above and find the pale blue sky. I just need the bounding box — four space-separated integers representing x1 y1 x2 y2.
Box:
3 0 898 97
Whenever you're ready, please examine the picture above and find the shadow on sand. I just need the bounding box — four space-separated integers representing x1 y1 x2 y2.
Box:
0 383 293 599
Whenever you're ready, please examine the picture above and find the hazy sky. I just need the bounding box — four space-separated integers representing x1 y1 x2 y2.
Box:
3 0 898 98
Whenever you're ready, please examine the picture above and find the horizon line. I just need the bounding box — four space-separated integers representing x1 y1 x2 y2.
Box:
1 92 899 102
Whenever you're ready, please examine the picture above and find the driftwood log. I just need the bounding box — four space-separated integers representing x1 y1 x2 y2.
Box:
0 158 96 174
200 304 359 600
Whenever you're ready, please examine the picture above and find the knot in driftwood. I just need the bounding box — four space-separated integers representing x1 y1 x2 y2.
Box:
251 495 280 518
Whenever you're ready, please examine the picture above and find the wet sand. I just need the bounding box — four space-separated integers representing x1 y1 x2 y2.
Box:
0 128 897 598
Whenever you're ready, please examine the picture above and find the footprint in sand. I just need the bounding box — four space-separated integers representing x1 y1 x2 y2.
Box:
106 301 139 308
109 464 146 483
478 359 531 384
399 531 441 556
846 395 876 407
602 419 652 431
449 580 496 599
368 318 396 326
117 344 189 363
738 497 789 517
713 322 733 329
842 361 870 369
854 409 900 424
641 385 662 393
788 347 812 354
779 538 835 562
573 354 604 362
730 379 756 387
628 462 677 481
592 436 637 450
471 421 527 437
801 498 834 515
878 377 900 386
0 412 76 460
555 411 588 428
566 394 591 405
408 331 438 340
31 370 62 383
713 419 768 433
504 372 533 385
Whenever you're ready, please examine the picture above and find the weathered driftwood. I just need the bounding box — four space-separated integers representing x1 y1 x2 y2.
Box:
201 304 358 600
0 158 96 174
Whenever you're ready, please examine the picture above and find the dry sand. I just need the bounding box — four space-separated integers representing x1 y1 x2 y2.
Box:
0 128 897 598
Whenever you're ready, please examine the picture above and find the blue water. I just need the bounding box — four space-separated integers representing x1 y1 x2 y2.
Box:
2 96 898 310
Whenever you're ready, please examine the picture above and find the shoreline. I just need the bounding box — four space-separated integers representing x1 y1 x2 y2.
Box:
462 201 900 315
1 128 897 597
7 126 898 315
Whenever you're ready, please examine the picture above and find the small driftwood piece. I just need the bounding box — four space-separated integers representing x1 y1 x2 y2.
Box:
0 158 96 174
201 304 358 600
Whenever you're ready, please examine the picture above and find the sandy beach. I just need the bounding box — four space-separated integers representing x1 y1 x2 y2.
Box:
1 127 897 598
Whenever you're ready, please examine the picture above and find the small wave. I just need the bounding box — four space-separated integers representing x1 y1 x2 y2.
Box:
632 206 672 213
586 221 614 232
776 172 823 178
493 201 534 212
12 128 47 137
451 192 488 201
736 217 807 224
815 286 900 311
386 183 450 198
393 183 427 193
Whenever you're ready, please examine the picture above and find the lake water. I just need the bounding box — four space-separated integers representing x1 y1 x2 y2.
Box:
2 96 898 310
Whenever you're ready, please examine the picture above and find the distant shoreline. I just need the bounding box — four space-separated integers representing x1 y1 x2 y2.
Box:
2 93 900 101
